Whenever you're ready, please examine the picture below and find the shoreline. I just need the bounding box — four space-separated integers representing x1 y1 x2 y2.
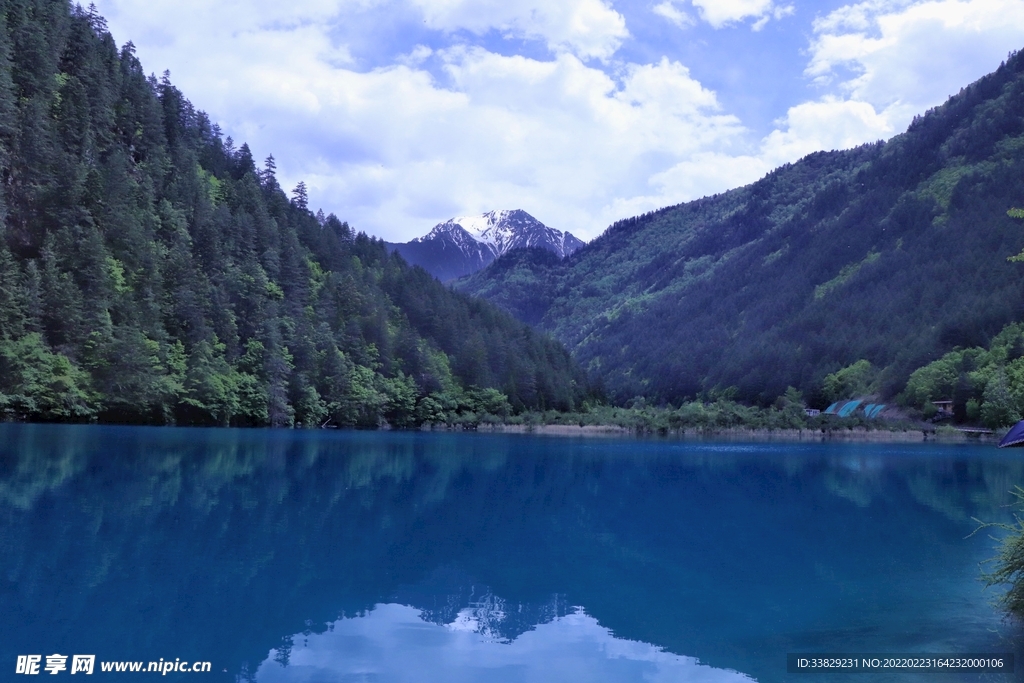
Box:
0 419 1003 445
472 423 1001 444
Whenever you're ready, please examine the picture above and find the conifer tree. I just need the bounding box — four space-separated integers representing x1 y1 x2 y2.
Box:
291 182 308 211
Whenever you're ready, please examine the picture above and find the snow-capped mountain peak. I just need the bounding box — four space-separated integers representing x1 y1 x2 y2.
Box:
452 210 517 249
431 210 582 258
390 209 584 282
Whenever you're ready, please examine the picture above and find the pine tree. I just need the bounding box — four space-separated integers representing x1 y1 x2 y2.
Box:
291 181 307 211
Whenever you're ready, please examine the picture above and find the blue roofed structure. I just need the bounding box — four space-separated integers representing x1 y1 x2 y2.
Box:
999 420 1024 448
837 400 862 417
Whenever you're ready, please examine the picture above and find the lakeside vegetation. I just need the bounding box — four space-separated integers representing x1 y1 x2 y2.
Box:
982 487 1024 620
416 392 931 437
902 318 1024 427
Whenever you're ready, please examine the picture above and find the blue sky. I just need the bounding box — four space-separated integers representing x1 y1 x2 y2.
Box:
95 0 1024 241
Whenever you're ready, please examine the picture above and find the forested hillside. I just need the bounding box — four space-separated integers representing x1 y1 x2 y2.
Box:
461 49 1024 407
0 0 589 426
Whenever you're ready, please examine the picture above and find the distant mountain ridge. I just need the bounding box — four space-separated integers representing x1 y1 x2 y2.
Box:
458 50 1024 405
388 210 584 281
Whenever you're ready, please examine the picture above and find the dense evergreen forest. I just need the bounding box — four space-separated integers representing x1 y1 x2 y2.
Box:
0 0 590 427
461 49 1024 412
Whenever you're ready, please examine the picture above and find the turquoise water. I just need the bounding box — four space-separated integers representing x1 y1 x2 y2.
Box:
1 424 1021 682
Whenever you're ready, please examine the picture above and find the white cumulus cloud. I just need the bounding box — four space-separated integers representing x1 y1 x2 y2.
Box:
760 97 894 165
95 0 757 240
807 0 1024 132
91 0 1024 245
653 1 693 28
690 0 794 29
409 0 629 60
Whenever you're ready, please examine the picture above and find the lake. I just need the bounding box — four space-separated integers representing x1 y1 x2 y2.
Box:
1 424 1021 682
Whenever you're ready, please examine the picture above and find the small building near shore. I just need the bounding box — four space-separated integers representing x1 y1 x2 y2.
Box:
804 408 820 417
932 399 954 416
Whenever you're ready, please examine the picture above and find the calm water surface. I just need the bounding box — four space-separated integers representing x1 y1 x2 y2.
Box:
1 424 1022 682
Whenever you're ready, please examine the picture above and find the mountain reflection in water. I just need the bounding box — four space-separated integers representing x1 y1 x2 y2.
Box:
256 603 754 683
1 424 1021 682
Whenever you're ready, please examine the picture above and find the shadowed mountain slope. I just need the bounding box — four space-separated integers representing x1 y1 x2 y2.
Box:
459 50 1024 405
